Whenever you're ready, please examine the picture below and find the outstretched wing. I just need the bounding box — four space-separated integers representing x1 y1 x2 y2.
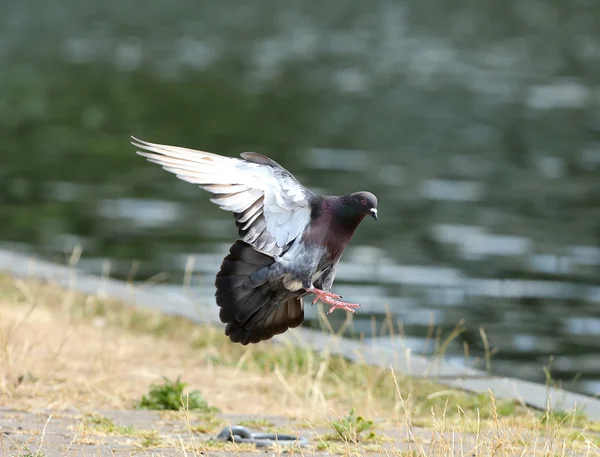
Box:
132 137 313 256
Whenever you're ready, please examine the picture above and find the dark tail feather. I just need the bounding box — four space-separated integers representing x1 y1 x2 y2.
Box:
215 240 304 345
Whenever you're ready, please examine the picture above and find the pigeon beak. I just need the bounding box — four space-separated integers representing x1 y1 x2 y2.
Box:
369 208 378 221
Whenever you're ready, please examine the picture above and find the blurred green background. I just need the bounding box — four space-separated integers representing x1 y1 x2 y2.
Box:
1 1 600 395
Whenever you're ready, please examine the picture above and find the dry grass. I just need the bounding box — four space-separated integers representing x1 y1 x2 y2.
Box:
1 273 599 456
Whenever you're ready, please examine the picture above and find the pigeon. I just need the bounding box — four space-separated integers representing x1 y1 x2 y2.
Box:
132 137 378 345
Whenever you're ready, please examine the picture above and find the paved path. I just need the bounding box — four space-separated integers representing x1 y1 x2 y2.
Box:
2 408 596 457
0 408 443 456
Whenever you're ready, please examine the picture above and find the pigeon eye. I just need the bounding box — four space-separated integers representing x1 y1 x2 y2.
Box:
361 198 367 205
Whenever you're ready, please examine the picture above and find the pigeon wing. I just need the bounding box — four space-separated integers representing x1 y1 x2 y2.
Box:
132 137 313 256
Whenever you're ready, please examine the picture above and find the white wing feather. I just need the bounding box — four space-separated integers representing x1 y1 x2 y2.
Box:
132 137 312 255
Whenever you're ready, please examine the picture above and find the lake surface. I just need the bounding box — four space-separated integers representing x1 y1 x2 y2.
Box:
1 0 600 396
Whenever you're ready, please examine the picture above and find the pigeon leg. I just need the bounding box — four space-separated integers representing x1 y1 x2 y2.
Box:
305 287 342 305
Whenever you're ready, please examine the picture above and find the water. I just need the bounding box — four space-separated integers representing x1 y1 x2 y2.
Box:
1 0 600 396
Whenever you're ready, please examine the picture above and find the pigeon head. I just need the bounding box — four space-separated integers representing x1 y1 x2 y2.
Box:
347 191 378 221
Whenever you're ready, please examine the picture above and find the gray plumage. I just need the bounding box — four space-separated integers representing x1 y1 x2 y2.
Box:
133 137 378 345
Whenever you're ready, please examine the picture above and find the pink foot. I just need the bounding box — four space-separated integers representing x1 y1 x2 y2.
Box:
306 287 342 305
306 288 362 315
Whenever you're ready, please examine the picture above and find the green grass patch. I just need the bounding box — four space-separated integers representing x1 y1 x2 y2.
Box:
137 376 219 413
84 414 137 435
189 415 225 433
326 408 377 443
138 430 162 448
540 408 589 428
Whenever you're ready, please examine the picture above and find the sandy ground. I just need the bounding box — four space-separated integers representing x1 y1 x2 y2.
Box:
0 291 326 418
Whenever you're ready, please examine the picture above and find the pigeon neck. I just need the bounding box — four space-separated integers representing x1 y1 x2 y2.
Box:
330 196 366 227
318 197 365 241
302 196 364 260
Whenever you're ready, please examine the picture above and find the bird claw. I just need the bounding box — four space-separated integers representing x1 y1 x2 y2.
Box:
306 288 343 305
323 297 362 315
307 287 360 314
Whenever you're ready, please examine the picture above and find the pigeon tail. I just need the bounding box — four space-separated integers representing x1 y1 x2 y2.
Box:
215 240 304 345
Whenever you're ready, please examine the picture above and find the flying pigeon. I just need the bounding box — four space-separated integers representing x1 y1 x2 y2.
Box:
132 137 378 345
